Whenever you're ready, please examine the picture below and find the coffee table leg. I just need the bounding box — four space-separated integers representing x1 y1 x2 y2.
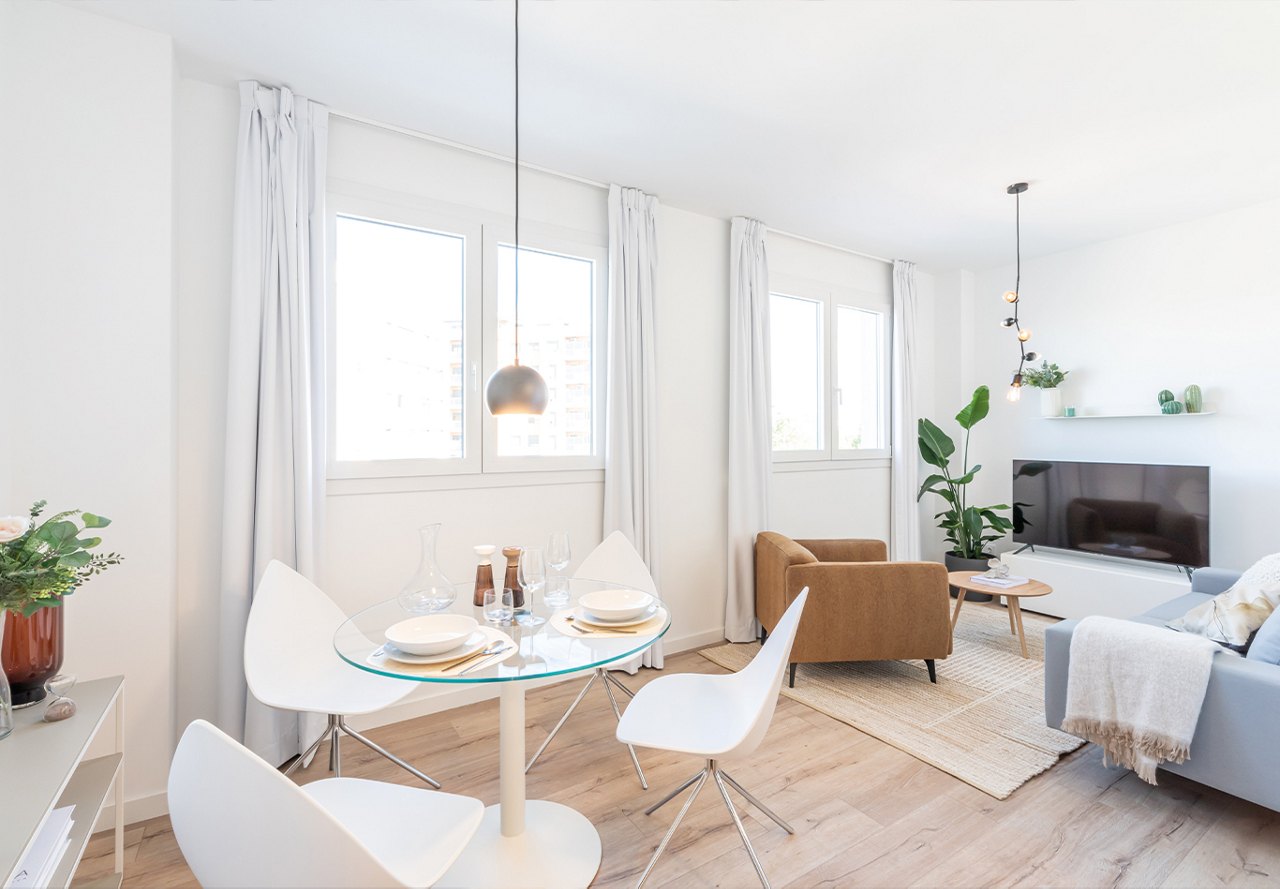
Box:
950 587 966 630
1007 597 1017 635
1010 597 1029 658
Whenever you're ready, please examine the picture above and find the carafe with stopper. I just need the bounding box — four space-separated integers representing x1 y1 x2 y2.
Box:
472 545 497 607
502 546 526 609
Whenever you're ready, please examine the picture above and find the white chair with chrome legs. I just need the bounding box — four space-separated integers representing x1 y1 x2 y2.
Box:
617 588 810 889
169 720 483 888
525 530 654 788
245 560 441 787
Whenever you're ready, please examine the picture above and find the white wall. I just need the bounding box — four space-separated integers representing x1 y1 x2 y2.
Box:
935 198 1280 570
0 0 176 815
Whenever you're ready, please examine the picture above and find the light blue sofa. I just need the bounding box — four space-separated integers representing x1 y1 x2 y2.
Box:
1045 567 1280 812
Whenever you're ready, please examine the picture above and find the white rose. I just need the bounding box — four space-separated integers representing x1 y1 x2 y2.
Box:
0 515 31 543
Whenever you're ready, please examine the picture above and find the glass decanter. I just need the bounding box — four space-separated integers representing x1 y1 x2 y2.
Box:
398 523 456 614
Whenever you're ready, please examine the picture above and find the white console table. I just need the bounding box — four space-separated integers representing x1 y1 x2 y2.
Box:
1 676 124 889
1001 550 1190 619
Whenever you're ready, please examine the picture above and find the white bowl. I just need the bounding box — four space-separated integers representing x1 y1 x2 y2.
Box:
579 588 655 622
385 614 479 655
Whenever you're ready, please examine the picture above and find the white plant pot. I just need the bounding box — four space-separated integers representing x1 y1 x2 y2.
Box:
1040 388 1063 417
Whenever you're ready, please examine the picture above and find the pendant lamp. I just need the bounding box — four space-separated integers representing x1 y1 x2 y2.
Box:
486 0 549 416
1000 182 1040 403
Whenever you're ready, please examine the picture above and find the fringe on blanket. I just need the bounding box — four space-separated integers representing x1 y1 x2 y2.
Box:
1061 716 1192 784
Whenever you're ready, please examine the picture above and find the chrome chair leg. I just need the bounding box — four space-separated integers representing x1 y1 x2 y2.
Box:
329 723 341 777
284 718 334 777
637 769 708 889
601 673 648 789
644 768 706 816
713 766 770 888
720 769 795 834
338 717 443 789
526 671 598 772
604 671 636 698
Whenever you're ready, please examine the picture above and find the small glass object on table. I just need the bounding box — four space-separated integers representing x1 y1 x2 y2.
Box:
483 588 515 625
42 673 77 723
398 523 456 614
547 531 571 574
516 547 547 627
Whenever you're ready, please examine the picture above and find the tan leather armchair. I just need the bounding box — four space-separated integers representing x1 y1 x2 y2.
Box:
754 532 952 687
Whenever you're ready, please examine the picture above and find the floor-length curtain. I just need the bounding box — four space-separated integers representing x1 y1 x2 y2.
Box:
218 81 329 765
890 259 921 561
725 218 771 643
604 184 663 671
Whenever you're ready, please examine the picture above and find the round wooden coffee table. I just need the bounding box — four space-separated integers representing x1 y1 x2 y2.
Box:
946 571 1052 658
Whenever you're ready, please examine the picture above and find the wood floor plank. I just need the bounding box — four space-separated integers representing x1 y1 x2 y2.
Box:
72 651 1278 888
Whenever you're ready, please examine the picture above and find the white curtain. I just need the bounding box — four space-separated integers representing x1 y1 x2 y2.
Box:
725 217 771 643
890 259 921 561
218 82 329 765
603 184 663 670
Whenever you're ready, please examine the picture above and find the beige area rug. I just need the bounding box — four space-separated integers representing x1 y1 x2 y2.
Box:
700 603 1084 799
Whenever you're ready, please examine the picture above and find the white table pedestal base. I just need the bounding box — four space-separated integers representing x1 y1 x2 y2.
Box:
437 800 602 888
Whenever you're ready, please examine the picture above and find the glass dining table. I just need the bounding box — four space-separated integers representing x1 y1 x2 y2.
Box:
334 578 670 888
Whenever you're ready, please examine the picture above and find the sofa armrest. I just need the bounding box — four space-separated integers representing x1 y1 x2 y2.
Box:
785 561 952 659
1191 567 1241 596
795 538 888 563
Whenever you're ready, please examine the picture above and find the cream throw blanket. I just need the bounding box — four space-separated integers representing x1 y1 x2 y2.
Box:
1063 616 1219 784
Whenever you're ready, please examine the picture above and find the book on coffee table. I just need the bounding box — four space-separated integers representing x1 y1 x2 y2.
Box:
968 574 1029 588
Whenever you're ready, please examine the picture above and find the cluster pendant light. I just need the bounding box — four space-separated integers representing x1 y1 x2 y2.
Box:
486 0 549 416
1000 182 1039 403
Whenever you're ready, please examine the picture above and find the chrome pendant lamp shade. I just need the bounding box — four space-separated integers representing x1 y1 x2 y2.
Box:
486 0 548 416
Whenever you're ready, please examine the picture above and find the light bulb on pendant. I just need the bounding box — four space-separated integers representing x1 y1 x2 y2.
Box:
1006 372 1023 403
1017 328 1032 342
1002 290 1019 303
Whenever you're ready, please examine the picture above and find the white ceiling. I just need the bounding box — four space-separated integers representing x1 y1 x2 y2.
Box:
68 0 1280 270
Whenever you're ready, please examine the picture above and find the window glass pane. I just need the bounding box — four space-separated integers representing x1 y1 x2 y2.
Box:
837 306 884 450
770 293 822 451
496 245 594 456
334 215 465 461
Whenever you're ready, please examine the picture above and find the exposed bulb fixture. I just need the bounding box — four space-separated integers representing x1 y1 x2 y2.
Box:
486 0 548 416
1000 181 1041 402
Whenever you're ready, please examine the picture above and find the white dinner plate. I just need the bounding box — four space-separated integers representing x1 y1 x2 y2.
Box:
573 604 660 629
578 588 655 621
382 630 488 665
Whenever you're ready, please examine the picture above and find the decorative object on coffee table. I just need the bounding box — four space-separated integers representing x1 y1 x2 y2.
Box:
947 570 1052 658
0 501 121 715
918 386 1014 602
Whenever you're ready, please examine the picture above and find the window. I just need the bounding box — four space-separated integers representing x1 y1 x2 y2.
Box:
769 280 889 462
328 192 605 479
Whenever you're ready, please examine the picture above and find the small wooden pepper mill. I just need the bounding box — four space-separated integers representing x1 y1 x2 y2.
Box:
502 545 525 609
473 545 496 607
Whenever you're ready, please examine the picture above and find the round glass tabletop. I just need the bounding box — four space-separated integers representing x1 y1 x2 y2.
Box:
334 578 670 685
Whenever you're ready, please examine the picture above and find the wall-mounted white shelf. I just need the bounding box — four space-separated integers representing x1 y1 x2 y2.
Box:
1041 411 1216 420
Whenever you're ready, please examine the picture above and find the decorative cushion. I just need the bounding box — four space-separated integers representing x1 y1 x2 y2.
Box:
1247 608 1280 665
1168 553 1280 649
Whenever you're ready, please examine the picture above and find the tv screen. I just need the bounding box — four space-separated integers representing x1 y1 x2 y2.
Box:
1011 460 1210 568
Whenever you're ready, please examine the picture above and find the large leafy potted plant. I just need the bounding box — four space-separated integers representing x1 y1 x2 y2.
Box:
0 502 121 726
917 386 1014 601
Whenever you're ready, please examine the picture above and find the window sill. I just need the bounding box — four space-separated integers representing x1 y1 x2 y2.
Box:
328 468 605 497
771 457 891 473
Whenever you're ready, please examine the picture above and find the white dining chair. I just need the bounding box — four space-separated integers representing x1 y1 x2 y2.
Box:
525 530 654 788
245 560 440 787
617 588 810 889
169 719 483 888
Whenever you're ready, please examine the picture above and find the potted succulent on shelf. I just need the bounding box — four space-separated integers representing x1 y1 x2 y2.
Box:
0 501 121 729
917 386 1014 601
1022 361 1070 417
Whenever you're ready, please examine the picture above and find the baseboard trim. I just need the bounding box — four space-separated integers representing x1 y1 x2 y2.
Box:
96 790 169 832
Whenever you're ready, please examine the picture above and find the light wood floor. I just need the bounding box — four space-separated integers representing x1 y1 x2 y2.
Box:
73 649 1280 888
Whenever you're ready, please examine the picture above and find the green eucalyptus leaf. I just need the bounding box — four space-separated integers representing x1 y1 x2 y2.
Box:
81 513 112 528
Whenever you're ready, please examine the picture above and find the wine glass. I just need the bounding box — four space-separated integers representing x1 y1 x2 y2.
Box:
547 532 571 575
517 547 547 627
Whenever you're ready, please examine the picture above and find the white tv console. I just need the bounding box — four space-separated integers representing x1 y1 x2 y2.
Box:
1000 549 1191 619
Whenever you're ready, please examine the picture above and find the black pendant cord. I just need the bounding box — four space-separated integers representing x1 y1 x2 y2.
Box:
513 0 521 366
1014 188 1024 371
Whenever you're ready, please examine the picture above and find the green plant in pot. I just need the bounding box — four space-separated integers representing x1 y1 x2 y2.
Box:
1021 361 1070 417
917 386 1014 601
0 501 121 728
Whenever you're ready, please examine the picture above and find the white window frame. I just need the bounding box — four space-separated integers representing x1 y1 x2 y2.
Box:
325 186 607 481
481 221 608 473
768 286 827 463
769 273 891 466
326 191 483 479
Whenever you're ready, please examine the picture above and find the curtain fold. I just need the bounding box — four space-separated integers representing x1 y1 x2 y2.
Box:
218 81 329 764
725 217 771 643
891 259 921 561
603 184 663 671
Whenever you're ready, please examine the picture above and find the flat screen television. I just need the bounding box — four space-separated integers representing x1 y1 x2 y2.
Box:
1011 460 1210 568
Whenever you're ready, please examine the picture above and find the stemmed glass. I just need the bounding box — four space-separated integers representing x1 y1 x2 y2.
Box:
547 532 571 575
517 547 547 627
